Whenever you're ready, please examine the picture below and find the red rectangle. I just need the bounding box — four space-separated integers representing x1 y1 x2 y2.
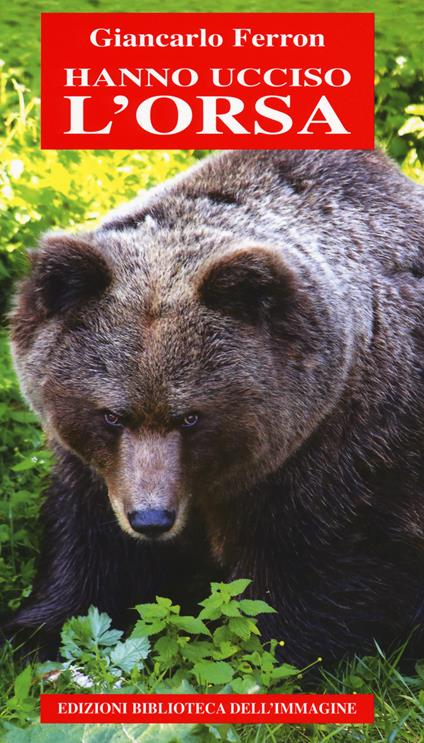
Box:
40 693 374 724
41 13 374 150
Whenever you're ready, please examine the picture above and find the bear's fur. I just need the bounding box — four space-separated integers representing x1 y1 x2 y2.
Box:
8 150 424 665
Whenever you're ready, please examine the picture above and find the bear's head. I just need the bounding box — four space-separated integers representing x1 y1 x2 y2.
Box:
10 226 353 541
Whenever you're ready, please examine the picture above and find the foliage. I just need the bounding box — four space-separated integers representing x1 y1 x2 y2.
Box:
0 7 423 316
0 62 199 319
2 721 215 742
0 332 51 617
1 0 424 318
375 55 423 173
3 612 424 740
10 581 300 700
1 582 305 741
2 0 424 90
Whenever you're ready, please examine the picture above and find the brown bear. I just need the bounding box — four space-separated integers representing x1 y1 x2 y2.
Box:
8 150 424 665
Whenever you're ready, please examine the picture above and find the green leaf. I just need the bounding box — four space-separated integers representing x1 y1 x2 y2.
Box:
13 665 32 701
87 607 123 646
96 628 124 647
60 616 91 659
398 116 424 136
181 641 215 663
0 524 10 543
9 411 38 423
60 609 123 660
2 722 201 743
198 606 222 621
12 458 38 472
208 724 241 742
239 599 277 616
221 603 242 617
87 606 111 640
213 626 233 646
155 596 173 608
241 651 261 666
170 615 210 635
347 674 366 689
193 660 234 685
228 617 254 641
212 641 239 660
154 635 179 664
199 594 223 610
223 579 252 597
131 618 166 637
231 676 261 694
135 603 169 619
406 104 424 116
416 660 424 681
270 663 300 680
110 637 150 673
168 678 199 695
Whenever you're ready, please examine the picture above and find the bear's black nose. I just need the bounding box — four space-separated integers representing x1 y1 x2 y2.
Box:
127 508 176 537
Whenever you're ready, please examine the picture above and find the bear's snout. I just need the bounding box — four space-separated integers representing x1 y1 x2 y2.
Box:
127 508 176 537
104 429 187 539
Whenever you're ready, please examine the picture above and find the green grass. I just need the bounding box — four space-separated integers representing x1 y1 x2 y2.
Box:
1 0 423 165
0 332 50 618
3 0 424 92
2 622 424 740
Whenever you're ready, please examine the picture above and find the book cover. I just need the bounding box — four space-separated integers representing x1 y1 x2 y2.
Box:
0 0 423 740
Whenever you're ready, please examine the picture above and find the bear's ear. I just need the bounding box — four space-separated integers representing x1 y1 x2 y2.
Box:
198 246 296 323
29 233 112 316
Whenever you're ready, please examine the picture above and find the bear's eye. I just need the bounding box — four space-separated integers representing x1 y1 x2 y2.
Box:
104 411 123 429
181 413 199 429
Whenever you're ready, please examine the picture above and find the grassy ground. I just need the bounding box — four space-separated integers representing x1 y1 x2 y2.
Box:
1 613 424 741
3 0 423 91
1 0 424 740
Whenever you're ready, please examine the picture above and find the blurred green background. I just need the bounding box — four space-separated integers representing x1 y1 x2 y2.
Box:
1 0 423 323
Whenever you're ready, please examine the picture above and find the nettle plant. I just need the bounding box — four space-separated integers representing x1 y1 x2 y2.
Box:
37 580 311 695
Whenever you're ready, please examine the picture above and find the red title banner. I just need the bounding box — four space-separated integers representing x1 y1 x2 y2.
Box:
40 693 374 724
41 13 374 150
